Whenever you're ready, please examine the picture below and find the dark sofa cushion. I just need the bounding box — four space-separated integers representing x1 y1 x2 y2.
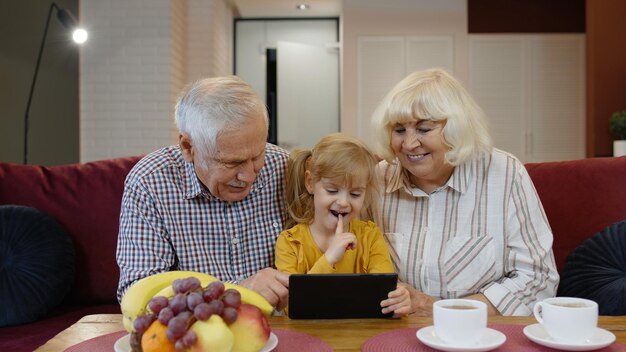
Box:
0 205 75 327
558 219 626 315
0 156 141 305
525 156 626 272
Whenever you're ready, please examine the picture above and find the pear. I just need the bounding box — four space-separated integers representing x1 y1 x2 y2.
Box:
229 304 270 352
188 315 234 352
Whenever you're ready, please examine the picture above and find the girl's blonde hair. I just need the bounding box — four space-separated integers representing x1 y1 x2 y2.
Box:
285 133 380 229
371 68 492 165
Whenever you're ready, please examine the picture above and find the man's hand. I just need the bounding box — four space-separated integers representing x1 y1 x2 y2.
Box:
325 215 357 266
239 268 290 310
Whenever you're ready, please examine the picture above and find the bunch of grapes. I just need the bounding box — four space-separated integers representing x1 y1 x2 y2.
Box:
131 277 242 351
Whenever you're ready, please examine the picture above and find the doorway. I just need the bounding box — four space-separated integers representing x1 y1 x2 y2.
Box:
266 48 277 145
234 18 340 150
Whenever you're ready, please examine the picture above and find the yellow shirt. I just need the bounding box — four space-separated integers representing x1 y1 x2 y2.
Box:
275 219 394 274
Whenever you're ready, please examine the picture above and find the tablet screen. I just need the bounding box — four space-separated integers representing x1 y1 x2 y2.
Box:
288 273 398 319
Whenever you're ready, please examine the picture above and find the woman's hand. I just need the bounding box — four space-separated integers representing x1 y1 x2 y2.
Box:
324 215 357 266
398 281 438 316
381 284 412 317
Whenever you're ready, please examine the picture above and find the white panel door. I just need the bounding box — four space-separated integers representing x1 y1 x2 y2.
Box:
529 35 585 162
277 41 339 150
406 36 454 74
356 36 454 150
470 37 527 161
470 34 585 163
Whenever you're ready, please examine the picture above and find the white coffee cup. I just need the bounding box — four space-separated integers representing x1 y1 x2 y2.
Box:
433 299 487 346
533 297 598 343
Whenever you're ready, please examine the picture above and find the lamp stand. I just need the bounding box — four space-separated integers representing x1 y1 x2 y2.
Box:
24 3 62 165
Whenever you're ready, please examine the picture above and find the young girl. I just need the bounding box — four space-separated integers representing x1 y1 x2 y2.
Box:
275 133 411 317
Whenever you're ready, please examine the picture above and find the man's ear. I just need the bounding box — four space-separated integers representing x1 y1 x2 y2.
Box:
179 133 194 163
304 170 314 194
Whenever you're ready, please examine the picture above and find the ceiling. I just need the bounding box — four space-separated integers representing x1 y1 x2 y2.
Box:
231 0 342 18
229 0 465 19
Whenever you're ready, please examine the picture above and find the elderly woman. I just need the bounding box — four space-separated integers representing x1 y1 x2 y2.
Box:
371 68 558 316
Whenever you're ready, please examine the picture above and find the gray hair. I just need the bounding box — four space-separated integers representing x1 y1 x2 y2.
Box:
371 68 492 166
175 76 269 167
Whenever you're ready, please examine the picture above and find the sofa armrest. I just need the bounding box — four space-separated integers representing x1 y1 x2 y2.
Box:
525 156 626 272
0 156 142 304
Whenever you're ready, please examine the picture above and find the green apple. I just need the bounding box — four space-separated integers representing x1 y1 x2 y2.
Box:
189 315 234 352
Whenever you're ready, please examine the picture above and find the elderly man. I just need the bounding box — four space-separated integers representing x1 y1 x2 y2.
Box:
116 76 289 309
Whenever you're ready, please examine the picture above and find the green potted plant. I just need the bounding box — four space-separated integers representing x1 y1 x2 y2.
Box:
610 110 626 157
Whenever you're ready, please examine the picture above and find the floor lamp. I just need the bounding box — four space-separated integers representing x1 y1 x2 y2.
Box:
23 2 87 164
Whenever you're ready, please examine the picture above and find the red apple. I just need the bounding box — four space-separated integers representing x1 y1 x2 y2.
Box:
229 304 270 352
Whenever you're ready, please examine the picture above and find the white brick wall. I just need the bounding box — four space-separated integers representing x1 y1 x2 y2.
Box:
187 0 233 81
209 0 233 76
171 0 188 144
80 0 234 162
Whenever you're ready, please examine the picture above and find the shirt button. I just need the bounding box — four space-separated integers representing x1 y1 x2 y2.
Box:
272 222 279 228
232 238 239 244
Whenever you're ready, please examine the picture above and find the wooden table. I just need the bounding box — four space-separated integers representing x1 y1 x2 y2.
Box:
36 314 626 351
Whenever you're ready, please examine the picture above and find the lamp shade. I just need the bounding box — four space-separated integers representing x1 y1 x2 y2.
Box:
56 7 78 29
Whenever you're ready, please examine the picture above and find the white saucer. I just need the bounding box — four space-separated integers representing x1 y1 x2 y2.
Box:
416 326 506 352
261 332 278 352
113 334 130 352
114 331 278 352
523 324 616 351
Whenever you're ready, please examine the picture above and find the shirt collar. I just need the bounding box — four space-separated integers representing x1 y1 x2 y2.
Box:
383 158 472 196
283 220 357 244
183 161 203 199
282 224 308 244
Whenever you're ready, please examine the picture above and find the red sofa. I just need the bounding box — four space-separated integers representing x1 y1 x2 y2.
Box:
0 155 625 351
524 156 626 272
0 156 141 351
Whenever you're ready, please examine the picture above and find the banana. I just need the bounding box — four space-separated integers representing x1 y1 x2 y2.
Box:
150 279 274 317
224 283 273 317
120 270 218 332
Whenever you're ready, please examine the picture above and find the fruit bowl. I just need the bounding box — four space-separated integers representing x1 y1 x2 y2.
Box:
113 332 278 352
120 273 275 352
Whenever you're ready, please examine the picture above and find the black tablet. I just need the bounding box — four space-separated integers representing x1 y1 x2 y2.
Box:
288 273 398 319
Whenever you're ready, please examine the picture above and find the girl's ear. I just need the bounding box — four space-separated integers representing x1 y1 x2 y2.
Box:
304 170 314 194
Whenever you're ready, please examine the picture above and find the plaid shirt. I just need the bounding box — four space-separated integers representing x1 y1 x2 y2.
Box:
116 144 288 302
378 148 558 315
